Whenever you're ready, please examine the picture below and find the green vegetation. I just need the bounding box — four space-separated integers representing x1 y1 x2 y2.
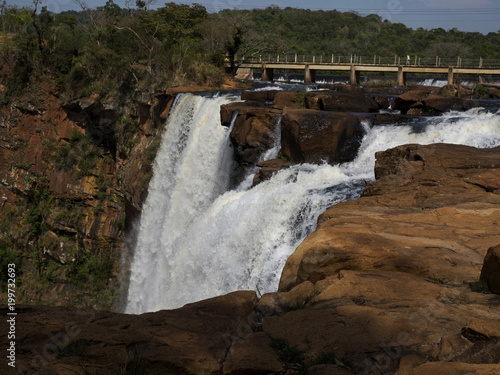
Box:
426 274 450 285
2 3 500 102
0 171 119 309
295 92 307 108
217 7 500 62
50 128 99 177
0 1 228 101
69 250 114 290
277 150 295 164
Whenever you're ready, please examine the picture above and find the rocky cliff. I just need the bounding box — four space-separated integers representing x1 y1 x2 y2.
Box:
2 80 500 374
2 142 500 375
0 77 174 309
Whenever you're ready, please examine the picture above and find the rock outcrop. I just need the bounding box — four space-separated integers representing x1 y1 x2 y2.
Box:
392 89 479 114
0 79 172 308
5 143 500 375
252 158 293 186
281 109 365 164
480 244 500 294
305 92 381 112
220 101 282 168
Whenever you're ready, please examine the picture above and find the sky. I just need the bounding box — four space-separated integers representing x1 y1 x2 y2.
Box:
8 0 500 34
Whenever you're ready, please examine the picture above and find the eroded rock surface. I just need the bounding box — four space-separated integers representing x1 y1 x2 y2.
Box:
281 109 365 164
5 143 500 375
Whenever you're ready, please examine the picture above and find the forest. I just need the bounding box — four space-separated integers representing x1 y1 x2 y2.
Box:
1 1 500 100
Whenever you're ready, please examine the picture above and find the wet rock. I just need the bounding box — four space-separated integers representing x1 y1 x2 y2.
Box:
273 91 304 109
220 101 269 126
253 158 293 186
241 90 280 102
220 102 281 166
305 92 380 112
392 89 478 114
281 109 365 164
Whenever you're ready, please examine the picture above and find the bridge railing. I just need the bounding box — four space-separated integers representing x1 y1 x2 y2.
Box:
238 54 500 68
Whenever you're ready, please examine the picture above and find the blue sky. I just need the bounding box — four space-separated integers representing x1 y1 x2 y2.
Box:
8 0 500 34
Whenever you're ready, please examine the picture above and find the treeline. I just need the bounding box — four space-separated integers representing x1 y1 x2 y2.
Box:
1 2 500 99
0 1 232 99
223 6 500 59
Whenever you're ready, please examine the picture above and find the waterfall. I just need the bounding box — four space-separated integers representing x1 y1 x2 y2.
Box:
125 93 238 314
126 95 500 314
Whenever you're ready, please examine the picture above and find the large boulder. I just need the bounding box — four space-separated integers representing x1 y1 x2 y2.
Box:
220 102 281 166
253 158 293 186
392 90 478 114
220 101 269 127
273 91 305 109
305 92 380 112
280 143 500 291
480 244 500 294
280 109 365 164
241 90 280 102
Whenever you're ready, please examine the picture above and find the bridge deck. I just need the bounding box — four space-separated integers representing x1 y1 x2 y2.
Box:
236 61 500 85
239 62 500 74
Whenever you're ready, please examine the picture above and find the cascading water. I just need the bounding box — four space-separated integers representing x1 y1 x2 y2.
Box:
125 93 239 314
126 93 500 314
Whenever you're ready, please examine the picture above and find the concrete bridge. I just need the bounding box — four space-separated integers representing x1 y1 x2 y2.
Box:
236 55 500 85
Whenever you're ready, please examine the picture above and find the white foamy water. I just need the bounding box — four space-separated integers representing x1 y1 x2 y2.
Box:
126 96 500 314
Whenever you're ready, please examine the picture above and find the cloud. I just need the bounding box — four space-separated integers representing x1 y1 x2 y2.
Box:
419 0 492 9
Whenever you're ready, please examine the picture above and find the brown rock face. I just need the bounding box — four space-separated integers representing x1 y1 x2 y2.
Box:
305 92 380 112
392 89 478 114
281 143 500 291
3 142 500 375
273 91 304 109
480 244 500 293
281 108 365 164
223 332 284 375
0 291 261 375
0 79 171 308
241 90 280 102
252 158 293 186
220 102 281 166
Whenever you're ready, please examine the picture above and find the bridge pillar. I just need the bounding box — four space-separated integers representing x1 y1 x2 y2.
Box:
350 65 360 85
305 65 316 83
262 67 274 81
448 67 454 85
397 66 407 86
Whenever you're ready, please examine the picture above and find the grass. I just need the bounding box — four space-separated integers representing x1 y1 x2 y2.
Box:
295 92 307 108
277 150 295 164
51 129 100 177
426 274 449 285
470 280 491 293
